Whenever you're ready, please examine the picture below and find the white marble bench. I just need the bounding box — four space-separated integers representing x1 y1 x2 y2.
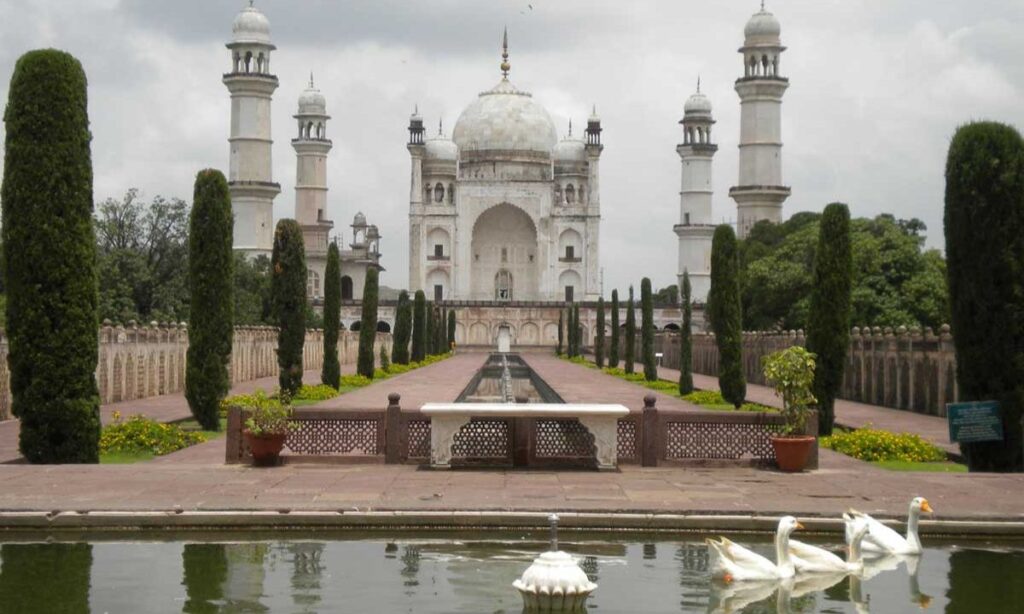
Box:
420 403 630 470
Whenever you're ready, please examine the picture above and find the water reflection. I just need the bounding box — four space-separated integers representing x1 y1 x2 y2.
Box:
1 536 1022 612
0 542 92 614
182 543 227 614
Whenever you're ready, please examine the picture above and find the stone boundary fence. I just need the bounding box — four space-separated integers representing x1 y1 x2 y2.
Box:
0 324 392 420
648 325 958 417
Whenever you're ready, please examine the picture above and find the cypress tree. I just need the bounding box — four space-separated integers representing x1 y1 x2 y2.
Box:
437 307 447 355
356 267 379 378
447 309 456 351
595 297 606 368
573 303 582 357
2 50 100 462
321 242 341 389
806 203 853 435
185 169 234 431
271 219 307 396
609 290 620 368
424 301 435 356
641 277 657 381
945 121 1024 471
679 271 694 395
391 290 411 365
624 287 636 374
411 290 426 362
557 311 564 355
709 224 746 408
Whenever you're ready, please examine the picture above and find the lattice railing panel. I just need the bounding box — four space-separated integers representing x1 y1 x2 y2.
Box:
664 421 781 460
535 419 595 458
285 419 381 456
451 418 510 459
617 419 638 461
406 419 431 459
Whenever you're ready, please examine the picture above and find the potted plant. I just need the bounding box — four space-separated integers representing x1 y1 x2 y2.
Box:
761 346 818 472
243 391 296 466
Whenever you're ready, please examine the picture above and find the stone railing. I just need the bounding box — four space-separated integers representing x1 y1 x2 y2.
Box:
0 324 392 420
648 325 958 417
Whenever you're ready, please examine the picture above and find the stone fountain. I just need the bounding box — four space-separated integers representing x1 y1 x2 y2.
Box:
513 514 597 612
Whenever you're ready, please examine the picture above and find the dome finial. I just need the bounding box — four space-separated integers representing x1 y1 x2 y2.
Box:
249 0 255 7
568 119 573 137
761 0 766 10
438 117 443 136
309 72 314 89
500 27 511 78
697 75 701 94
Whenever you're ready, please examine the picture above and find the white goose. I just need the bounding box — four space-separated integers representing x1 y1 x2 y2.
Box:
789 519 870 574
706 516 803 582
846 497 933 555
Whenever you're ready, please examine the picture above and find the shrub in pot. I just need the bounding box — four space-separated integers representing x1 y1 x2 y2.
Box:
243 391 296 466
762 346 818 472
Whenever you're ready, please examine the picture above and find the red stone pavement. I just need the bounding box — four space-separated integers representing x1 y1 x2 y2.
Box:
0 351 1021 522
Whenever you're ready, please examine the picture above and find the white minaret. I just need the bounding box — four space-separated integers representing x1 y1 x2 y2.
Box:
224 1 280 258
292 75 334 299
730 2 790 239
674 80 717 303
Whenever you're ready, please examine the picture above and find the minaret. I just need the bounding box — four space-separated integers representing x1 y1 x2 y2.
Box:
407 106 426 294
730 2 790 239
292 74 334 299
674 79 717 303
224 1 280 258
584 105 603 300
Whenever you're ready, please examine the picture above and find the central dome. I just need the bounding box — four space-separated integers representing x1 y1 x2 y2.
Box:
452 79 558 155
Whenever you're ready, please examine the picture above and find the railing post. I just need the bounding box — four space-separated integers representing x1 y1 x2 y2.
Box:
385 392 401 464
225 406 244 464
642 394 659 467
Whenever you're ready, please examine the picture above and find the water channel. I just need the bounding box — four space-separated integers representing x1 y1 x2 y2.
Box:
0 533 1020 613
456 353 564 404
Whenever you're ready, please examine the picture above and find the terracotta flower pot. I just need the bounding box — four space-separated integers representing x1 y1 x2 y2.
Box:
245 431 287 467
771 436 816 473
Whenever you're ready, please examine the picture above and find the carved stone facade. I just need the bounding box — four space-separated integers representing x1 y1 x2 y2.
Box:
649 325 958 417
0 324 392 420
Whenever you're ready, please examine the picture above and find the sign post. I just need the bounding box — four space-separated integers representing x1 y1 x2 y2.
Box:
947 401 1003 444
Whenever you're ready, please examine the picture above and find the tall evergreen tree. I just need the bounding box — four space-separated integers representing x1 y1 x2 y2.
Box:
271 219 307 396
356 267 379 378
391 290 411 365
561 311 569 354
185 170 234 431
624 287 636 374
447 309 456 351
609 290 620 368
595 297 606 368
709 224 746 407
438 307 447 355
573 303 582 357
679 271 694 395
945 121 1024 471
806 203 853 435
411 290 427 362
2 50 100 462
641 277 657 381
321 242 342 389
424 301 435 356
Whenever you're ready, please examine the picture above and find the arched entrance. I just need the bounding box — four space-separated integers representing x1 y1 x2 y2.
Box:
470 203 539 301
341 276 353 300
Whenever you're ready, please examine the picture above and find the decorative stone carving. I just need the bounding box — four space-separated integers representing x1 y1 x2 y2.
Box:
514 514 597 612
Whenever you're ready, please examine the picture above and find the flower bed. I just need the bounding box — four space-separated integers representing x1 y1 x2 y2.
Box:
821 427 947 463
100 412 208 458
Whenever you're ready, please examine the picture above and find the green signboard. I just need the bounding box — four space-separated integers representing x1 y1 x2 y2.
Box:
947 401 1004 444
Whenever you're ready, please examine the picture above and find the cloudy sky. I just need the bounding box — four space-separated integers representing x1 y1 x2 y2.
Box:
1 0 1021 294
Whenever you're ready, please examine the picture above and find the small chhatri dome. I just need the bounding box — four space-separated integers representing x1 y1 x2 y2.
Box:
298 74 326 114
684 79 713 116
553 121 586 163
425 118 459 161
744 2 781 45
353 212 367 226
452 30 558 155
232 1 272 45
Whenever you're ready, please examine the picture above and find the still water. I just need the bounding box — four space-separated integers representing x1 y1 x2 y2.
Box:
0 532 1021 613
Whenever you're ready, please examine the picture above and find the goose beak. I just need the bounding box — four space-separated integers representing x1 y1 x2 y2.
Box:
921 500 933 513
795 521 805 530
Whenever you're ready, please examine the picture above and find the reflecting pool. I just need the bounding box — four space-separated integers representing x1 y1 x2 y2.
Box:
0 532 1021 613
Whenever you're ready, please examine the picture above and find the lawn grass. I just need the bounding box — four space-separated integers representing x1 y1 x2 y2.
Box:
175 417 227 439
873 460 967 473
100 450 156 464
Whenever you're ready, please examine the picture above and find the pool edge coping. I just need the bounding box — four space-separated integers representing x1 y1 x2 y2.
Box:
0 510 1022 537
